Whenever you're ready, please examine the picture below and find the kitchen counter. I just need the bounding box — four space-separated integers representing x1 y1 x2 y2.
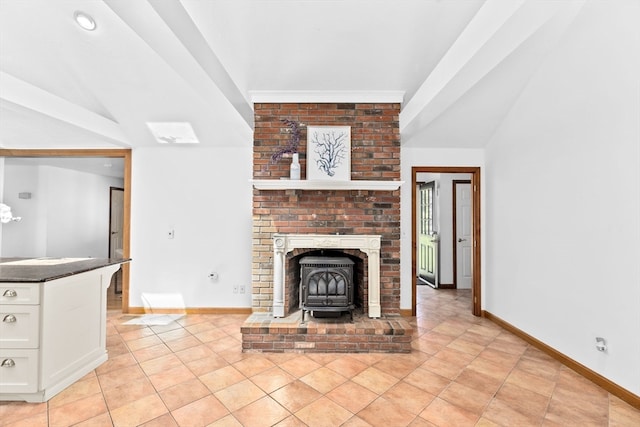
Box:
0 257 130 282
1 257 130 402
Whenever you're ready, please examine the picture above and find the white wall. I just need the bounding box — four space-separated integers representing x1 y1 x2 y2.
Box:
2 163 41 256
43 166 124 257
129 146 253 309
484 0 640 395
1 164 124 257
400 148 485 309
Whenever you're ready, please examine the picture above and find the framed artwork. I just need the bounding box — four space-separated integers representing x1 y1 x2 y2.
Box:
306 126 351 181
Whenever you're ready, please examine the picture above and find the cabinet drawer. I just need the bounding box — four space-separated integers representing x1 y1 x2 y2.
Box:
0 305 39 349
0 283 40 305
0 349 38 393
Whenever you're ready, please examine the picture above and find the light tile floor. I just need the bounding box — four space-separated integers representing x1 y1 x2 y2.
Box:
2 286 639 426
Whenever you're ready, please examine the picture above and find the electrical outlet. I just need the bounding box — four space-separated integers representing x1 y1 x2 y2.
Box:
239 285 245 294
233 285 238 294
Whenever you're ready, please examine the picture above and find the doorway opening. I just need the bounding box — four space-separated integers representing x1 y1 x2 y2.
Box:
411 166 481 316
0 148 132 313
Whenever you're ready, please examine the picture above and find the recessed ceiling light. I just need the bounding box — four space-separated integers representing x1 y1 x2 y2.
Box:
74 11 97 31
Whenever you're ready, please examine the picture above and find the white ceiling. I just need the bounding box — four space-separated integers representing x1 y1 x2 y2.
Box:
0 0 586 150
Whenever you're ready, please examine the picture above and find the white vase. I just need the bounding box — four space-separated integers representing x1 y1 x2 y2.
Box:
290 153 300 180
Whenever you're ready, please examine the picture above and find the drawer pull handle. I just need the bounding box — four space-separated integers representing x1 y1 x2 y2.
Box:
3 314 17 323
2 289 17 298
1 359 15 368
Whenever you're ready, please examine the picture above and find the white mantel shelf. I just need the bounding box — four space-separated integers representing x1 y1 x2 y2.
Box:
251 179 404 191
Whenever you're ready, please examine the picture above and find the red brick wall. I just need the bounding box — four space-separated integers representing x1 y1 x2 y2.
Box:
252 103 401 316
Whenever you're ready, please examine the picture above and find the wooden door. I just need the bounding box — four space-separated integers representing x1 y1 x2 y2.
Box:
109 187 124 293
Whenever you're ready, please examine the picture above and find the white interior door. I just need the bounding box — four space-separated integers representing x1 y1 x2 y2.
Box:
455 182 473 289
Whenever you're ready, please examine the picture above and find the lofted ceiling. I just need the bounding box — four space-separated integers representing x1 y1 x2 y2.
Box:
0 0 586 150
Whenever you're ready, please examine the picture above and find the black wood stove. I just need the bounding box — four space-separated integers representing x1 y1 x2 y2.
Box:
299 256 355 323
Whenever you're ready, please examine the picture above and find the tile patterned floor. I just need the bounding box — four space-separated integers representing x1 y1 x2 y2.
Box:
2 286 640 426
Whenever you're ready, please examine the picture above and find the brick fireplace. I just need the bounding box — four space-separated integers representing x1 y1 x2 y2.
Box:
252 102 401 312
243 102 411 352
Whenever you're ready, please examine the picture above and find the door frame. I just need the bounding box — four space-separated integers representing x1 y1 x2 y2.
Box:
0 148 132 312
109 186 125 294
452 179 472 289
411 166 481 316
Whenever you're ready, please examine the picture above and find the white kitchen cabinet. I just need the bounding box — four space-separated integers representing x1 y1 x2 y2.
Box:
0 260 125 402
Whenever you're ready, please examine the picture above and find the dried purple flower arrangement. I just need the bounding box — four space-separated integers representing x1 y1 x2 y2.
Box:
270 119 302 164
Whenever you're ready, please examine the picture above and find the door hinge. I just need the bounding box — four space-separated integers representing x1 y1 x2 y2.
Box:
474 240 477 248
474 297 477 303
473 185 477 191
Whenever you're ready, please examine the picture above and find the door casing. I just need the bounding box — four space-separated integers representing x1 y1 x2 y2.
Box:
0 148 132 312
411 166 481 316
109 187 125 294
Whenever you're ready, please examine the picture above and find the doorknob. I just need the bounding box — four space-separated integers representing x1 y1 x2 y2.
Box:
458 238 466 242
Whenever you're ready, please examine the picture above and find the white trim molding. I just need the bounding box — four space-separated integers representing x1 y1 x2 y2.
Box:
250 90 404 105
251 179 403 191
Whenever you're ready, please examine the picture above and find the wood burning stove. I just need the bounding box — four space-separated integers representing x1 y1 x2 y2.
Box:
299 256 355 323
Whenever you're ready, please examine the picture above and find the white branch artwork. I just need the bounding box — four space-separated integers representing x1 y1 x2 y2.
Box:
307 126 351 180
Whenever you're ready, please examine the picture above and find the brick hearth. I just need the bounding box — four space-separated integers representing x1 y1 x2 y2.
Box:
241 311 412 353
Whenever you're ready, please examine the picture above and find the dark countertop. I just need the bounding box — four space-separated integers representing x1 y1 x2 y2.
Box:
0 258 131 283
